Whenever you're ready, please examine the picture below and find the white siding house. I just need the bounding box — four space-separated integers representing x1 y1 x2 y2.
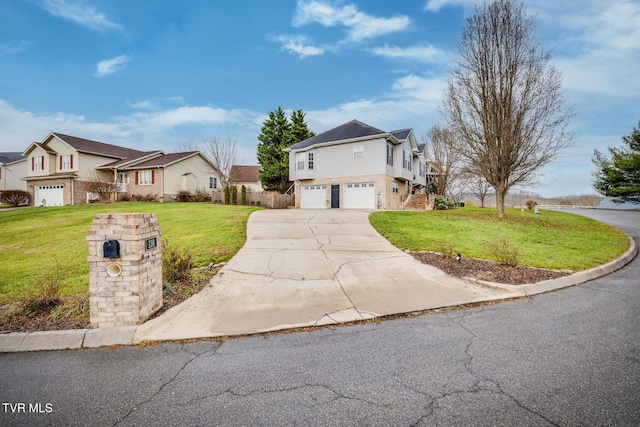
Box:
286 120 434 210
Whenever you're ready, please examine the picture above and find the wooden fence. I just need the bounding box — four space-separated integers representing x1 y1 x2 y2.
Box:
211 191 294 209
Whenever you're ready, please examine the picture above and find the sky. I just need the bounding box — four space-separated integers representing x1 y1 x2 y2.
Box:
0 0 639 197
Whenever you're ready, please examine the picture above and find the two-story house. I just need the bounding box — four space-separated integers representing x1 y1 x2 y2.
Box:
285 120 431 210
22 133 222 206
0 152 27 192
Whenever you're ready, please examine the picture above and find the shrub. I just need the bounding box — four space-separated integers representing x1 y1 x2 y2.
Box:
434 195 448 210
192 189 210 202
20 264 62 316
525 200 538 210
231 186 238 205
224 186 231 204
436 240 455 259
0 190 30 207
463 199 477 208
177 191 192 202
485 235 519 267
241 185 247 205
162 239 195 283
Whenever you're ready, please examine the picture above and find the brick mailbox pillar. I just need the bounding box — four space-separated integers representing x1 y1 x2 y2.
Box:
87 213 163 328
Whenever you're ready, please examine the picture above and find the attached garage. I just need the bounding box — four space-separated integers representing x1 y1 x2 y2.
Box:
301 185 327 209
35 184 64 207
343 182 375 209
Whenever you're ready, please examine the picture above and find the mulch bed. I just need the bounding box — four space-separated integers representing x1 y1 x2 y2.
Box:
411 251 571 285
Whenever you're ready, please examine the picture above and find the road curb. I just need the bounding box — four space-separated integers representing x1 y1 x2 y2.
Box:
2 236 637 353
472 235 638 297
0 326 137 353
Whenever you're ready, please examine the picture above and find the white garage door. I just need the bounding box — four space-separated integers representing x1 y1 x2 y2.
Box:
35 184 64 207
344 182 375 209
301 185 327 209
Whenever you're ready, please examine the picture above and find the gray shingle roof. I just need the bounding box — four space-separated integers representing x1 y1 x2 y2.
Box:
287 120 387 151
53 133 152 160
0 152 26 164
124 152 200 169
391 128 411 140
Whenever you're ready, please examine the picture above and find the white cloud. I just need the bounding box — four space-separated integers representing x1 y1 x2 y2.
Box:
370 44 448 63
95 55 131 78
36 0 122 32
275 35 325 58
0 40 33 55
127 106 243 129
293 0 410 42
0 99 261 154
423 0 476 13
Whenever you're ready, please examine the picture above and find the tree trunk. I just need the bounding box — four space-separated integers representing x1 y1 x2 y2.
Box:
495 187 508 218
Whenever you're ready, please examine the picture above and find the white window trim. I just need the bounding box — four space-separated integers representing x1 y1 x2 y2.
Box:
353 145 364 159
139 170 152 185
33 156 43 171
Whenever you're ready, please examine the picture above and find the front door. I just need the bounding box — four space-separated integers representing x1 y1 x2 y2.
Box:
331 184 340 208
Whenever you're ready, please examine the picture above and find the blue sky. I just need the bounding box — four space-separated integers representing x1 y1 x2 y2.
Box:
1 0 639 197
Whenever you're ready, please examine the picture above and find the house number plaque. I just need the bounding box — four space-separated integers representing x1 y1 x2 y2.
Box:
145 237 158 251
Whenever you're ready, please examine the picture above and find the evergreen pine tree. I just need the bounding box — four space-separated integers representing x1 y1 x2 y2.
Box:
593 120 640 203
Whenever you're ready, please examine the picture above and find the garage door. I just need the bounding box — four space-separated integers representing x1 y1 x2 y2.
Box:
35 184 64 207
301 185 327 209
343 182 375 209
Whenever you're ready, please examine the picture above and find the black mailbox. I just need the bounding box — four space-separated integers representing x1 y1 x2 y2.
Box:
103 240 120 258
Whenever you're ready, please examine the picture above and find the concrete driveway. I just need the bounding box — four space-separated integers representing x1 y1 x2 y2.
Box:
134 209 515 342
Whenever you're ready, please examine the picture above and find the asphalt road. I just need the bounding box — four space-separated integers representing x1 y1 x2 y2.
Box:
1 209 638 426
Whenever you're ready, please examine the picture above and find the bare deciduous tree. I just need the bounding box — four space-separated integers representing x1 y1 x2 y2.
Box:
466 173 491 208
424 124 462 199
200 135 239 186
84 172 119 203
441 0 573 217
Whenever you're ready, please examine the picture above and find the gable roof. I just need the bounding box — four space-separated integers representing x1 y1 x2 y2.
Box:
0 152 26 164
391 128 412 140
229 165 262 183
51 133 153 160
123 152 219 172
287 119 390 151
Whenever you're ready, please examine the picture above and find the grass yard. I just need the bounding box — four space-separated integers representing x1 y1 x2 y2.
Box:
369 208 630 271
0 202 259 304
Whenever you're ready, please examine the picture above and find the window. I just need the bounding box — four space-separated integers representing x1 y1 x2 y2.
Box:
392 182 399 193
60 154 73 170
386 144 393 166
296 153 305 170
353 145 364 159
209 177 218 189
419 162 426 178
32 156 43 171
307 152 314 170
137 170 153 185
403 150 412 171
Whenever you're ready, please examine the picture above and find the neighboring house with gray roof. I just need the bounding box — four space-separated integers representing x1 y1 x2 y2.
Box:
285 119 436 209
22 132 222 206
0 152 27 191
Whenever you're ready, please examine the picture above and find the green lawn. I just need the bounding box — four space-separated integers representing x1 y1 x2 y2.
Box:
0 202 259 303
369 208 630 271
